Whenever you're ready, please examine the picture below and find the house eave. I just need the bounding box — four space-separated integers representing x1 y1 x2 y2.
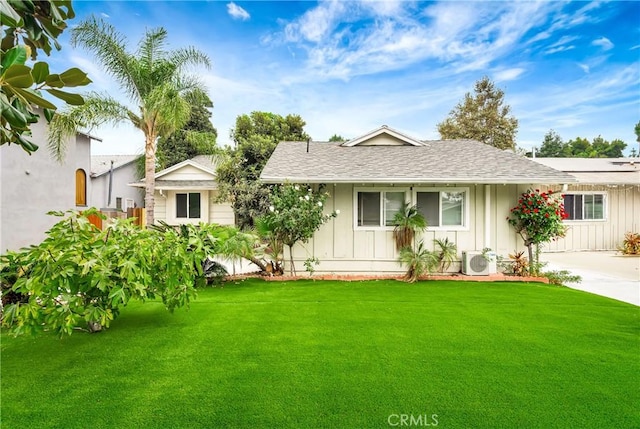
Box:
260 176 577 185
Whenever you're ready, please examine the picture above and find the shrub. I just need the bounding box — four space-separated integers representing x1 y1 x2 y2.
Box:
434 238 457 273
542 270 582 286
398 241 438 283
618 232 640 255
0 210 254 336
507 189 568 275
393 204 427 251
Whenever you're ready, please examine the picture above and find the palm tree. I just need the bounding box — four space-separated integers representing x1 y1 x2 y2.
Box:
47 17 211 226
392 203 427 251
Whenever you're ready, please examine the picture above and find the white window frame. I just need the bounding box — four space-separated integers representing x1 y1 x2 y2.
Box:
563 191 607 222
413 187 470 231
167 190 209 225
353 187 408 230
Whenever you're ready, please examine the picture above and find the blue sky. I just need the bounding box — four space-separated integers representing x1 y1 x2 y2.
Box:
54 1 639 155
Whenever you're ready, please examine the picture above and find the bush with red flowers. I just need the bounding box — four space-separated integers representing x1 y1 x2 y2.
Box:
507 189 568 274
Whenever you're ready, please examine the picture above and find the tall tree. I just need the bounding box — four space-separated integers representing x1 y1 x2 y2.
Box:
437 76 518 150
217 112 310 229
1 0 91 154
156 97 218 169
537 130 569 157
328 134 346 142
47 17 210 226
566 137 592 157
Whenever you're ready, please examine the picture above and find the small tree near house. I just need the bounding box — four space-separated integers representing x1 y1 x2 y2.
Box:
257 184 337 275
507 189 568 275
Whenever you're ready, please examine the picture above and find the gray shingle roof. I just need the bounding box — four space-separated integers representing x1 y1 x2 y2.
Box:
260 140 576 184
91 155 140 177
130 180 218 190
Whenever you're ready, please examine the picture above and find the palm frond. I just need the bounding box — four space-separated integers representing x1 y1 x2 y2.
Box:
137 27 168 71
168 46 211 71
144 83 191 138
47 93 131 161
70 16 140 102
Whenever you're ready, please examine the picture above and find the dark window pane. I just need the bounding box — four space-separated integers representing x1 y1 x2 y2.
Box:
593 194 604 219
563 195 574 220
189 193 201 219
384 192 405 226
176 193 187 218
358 192 381 226
417 192 439 227
574 195 583 220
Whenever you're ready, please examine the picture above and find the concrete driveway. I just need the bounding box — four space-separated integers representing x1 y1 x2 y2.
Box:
541 251 640 306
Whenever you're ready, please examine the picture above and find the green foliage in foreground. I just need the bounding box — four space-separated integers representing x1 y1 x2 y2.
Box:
0 210 256 336
1 279 638 428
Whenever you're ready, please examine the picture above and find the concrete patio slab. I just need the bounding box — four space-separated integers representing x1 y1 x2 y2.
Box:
542 251 640 306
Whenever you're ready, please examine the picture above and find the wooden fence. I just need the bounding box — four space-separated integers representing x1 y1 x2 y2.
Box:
86 208 145 230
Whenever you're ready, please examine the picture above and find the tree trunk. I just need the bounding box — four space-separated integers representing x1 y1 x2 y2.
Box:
144 133 157 227
288 244 296 276
527 243 534 275
248 256 267 272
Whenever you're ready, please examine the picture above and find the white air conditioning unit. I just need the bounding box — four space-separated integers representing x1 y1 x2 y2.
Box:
462 251 497 276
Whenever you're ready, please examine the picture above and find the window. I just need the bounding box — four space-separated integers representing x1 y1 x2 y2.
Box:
356 190 405 227
176 193 201 219
75 169 86 206
415 189 466 228
564 193 605 220
116 197 122 210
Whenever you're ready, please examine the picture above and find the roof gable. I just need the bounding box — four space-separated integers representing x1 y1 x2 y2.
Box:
155 158 217 180
341 125 424 147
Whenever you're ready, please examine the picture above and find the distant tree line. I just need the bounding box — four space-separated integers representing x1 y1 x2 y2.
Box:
534 130 633 158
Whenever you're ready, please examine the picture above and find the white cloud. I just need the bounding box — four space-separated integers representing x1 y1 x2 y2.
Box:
592 37 614 51
544 45 575 55
277 1 557 82
494 68 525 82
578 63 590 73
226 2 250 21
101 13 110 19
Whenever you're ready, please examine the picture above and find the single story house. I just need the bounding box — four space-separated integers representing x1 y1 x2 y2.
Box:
130 155 234 226
0 118 100 252
531 157 640 251
91 155 143 211
260 125 578 274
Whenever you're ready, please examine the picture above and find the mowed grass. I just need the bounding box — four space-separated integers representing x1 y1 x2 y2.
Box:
1 279 639 429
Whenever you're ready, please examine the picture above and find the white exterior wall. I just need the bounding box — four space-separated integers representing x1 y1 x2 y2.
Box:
0 119 91 252
288 183 524 274
538 184 640 252
160 165 213 181
153 189 235 226
90 163 143 210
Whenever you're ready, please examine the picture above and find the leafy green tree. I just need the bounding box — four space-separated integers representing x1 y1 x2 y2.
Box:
217 112 310 229
257 184 336 275
437 76 518 150
507 189 568 275
602 139 626 158
328 134 346 142
0 0 91 154
537 130 569 157
0 210 258 336
566 137 592 157
47 17 210 226
156 96 218 169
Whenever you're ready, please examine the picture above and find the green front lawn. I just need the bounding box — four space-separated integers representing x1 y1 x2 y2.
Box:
1 279 638 428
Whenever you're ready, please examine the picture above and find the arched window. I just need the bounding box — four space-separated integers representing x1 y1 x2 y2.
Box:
75 169 87 206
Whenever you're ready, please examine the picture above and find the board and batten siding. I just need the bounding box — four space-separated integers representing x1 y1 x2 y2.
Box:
538 184 640 252
160 165 213 181
289 183 524 274
209 191 235 225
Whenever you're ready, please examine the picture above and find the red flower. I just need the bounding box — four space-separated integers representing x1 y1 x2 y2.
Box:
545 213 549 218
534 208 539 213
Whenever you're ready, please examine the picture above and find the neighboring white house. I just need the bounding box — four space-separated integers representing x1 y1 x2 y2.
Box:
532 157 640 251
130 155 234 226
0 119 100 252
260 125 577 274
91 155 143 211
